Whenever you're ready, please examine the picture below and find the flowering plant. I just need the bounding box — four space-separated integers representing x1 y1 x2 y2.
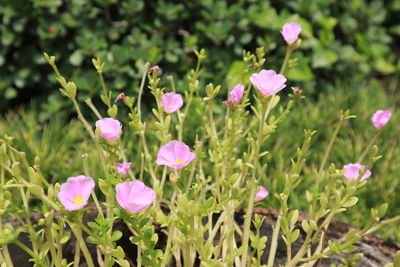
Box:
0 22 399 267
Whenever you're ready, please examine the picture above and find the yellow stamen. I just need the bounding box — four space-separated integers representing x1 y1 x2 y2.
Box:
175 158 184 164
73 195 84 205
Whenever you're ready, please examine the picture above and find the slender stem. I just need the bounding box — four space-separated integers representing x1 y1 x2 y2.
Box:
69 223 95 267
84 98 103 119
161 223 175 267
280 47 293 74
267 215 281 267
71 98 108 168
19 187 38 255
13 239 37 260
1 246 14 267
139 132 158 184
239 186 257 266
319 118 344 174
208 100 218 138
73 240 80 267
365 215 400 235
138 63 151 120
98 71 110 108
44 219 63 267
358 132 380 163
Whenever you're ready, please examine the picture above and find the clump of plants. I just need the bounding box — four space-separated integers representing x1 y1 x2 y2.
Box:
0 23 399 266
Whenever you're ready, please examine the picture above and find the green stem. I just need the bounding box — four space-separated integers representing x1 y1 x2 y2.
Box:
1 246 14 267
280 47 293 74
19 188 38 255
161 224 175 267
13 239 38 261
240 186 257 266
319 117 344 174
358 132 380 163
44 219 63 267
267 215 281 267
84 98 103 119
69 223 95 267
138 63 151 120
98 70 110 108
73 240 80 267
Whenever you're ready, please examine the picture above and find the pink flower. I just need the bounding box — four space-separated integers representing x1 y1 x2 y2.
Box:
160 93 184 113
255 186 269 201
223 84 245 106
371 110 392 129
250 70 287 96
156 140 196 169
95 118 122 142
114 93 125 103
343 163 371 181
57 176 95 211
281 22 302 45
117 162 132 177
148 65 160 75
116 180 156 213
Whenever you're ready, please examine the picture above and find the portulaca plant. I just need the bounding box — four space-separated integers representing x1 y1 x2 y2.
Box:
0 22 399 267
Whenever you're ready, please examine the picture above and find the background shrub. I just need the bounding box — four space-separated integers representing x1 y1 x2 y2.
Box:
1 0 400 119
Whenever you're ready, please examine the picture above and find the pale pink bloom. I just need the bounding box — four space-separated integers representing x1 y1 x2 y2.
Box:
160 93 183 113
57 176 95 211
255 186 269 201
156 140 196 169
371 110 392 129
250 70 287 95
114 93 125 103
281 22 302 45
116 180 156 213
223 84 245 106
117 162 132 177
95 118 122 142
343 163 371 181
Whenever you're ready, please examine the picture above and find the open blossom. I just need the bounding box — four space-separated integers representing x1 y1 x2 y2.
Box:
116 181 156 214
117 162 132 177
371 110 392 129
95 118 122 142
223 84 244 106
160 93 183 113
343 163 371 181
156 140 196 169
281 22 302 45
57 176 95 211
255 186 269 201
250 70 287 96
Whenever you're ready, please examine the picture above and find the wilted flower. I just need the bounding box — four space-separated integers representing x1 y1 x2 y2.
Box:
57 176 95 211
223 84 245 106
117 162 132 177
250 70 287 96
156 140 196 169
116 180 156 213
114 93 125 103
148 65 160 75
281 22 302 45
371 110 392 129
255 186 269 201
343 163 371 181
160 93 184 113
95 118 122 142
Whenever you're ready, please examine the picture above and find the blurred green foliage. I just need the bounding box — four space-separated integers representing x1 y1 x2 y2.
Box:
1 0 400 119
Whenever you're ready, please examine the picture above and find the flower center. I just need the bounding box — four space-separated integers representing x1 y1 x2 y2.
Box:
174 158 184 164
73 195 84 205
